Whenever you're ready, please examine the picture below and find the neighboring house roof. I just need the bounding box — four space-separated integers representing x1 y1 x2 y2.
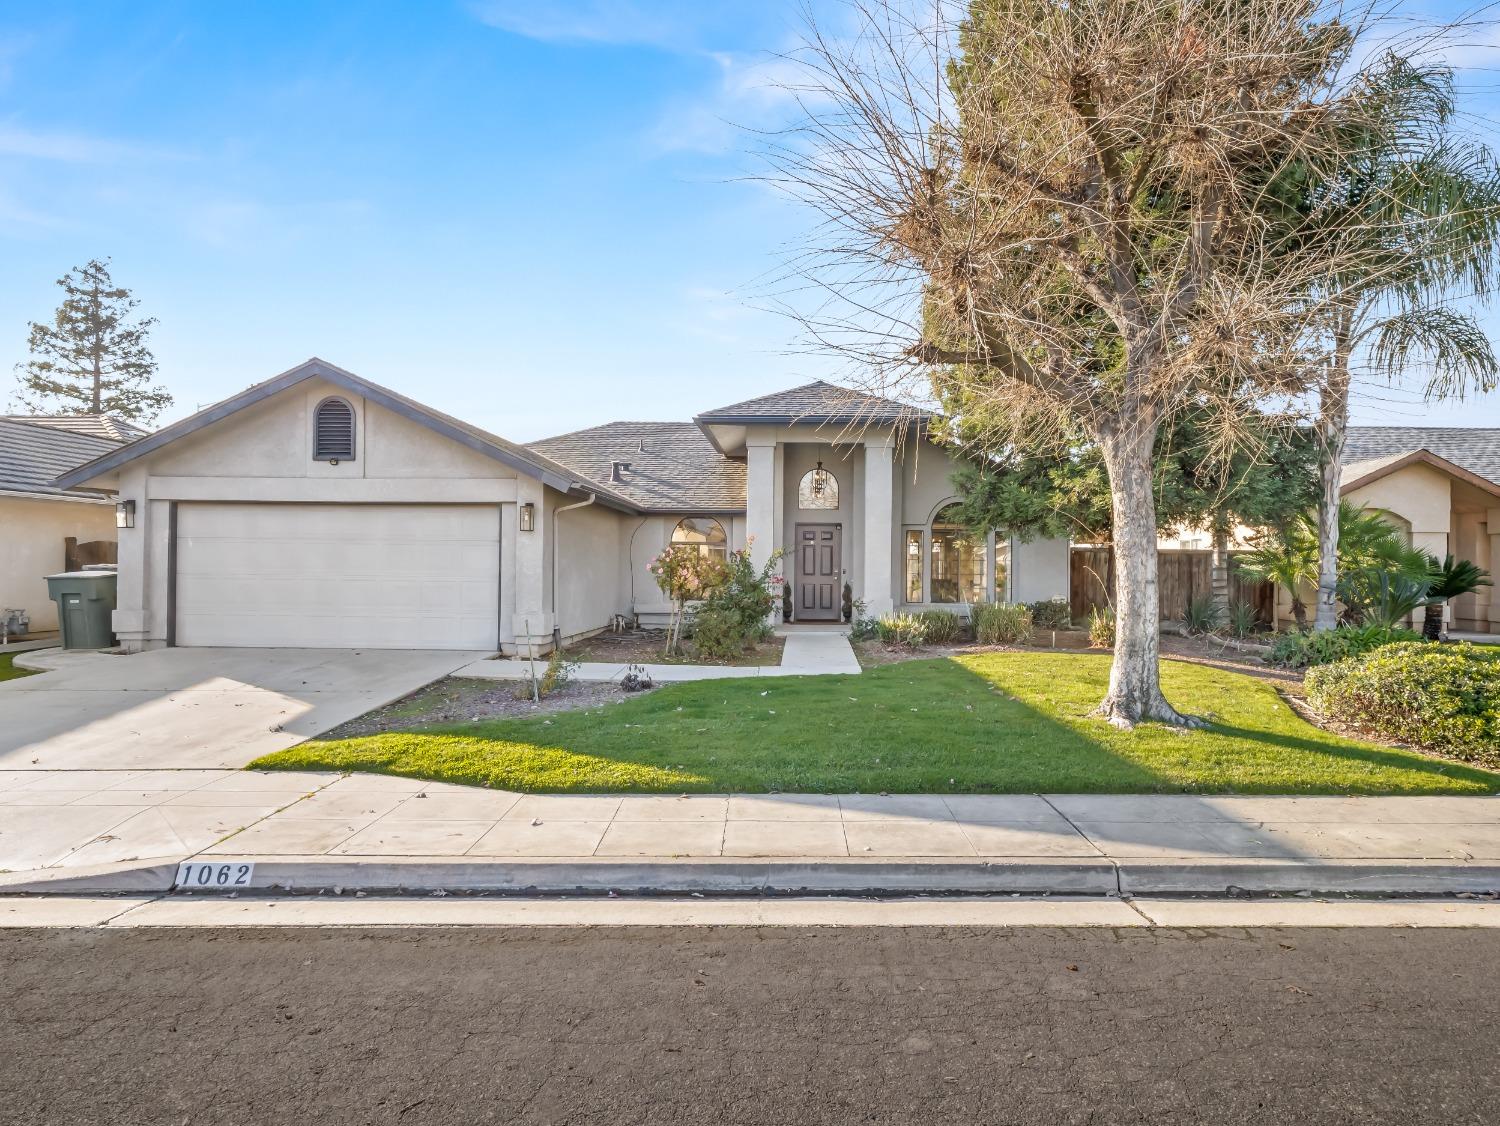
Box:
1344 426 1500 488
529 421 747 513
1341 447 1500 502
0 417 123 502
694 380 932 426
1 414 149 442
51 358 639 511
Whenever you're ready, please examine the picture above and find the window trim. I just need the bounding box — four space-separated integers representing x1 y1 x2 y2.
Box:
796 465 840 510
903 501 1007 606
312 396 357 462
670 516 729 562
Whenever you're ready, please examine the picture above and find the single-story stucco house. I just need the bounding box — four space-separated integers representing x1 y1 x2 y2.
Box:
1 414 144 635
53 358 1071 653
1340 426 1500 633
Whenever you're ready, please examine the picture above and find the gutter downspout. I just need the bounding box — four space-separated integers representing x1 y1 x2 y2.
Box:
551 491 598 650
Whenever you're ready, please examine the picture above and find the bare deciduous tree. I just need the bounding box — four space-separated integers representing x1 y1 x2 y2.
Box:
768 0 1442 726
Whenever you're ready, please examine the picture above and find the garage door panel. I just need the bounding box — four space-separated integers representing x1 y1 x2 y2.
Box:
175 504 499 650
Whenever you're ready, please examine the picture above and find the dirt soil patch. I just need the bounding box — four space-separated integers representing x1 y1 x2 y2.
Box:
320 677 644 739
562 628 785 668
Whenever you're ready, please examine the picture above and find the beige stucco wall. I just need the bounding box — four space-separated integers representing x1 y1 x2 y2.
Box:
1345 461 1452 560
627 512 748 626
104 379 534 651
0 495 117 633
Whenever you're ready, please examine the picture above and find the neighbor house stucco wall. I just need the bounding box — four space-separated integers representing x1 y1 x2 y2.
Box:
0 495 117 633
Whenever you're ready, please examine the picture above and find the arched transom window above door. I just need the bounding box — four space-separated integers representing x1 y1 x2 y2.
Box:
671 517 728 562
797 462 838 509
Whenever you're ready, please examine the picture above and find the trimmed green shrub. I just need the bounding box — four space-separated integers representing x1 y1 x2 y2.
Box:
916 609 967 645
1268 625 1419 671
1306 642 1500 763
1087 606 1115 648
1026 598 1072 630
873 613 929 647
689 547 780 661
973 602 1033 645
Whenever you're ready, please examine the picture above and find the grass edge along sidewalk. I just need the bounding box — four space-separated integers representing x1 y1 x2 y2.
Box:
253 652 1500 796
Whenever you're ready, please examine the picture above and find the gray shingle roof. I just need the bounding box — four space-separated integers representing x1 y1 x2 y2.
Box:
1344 426 1500 487
1 414 149 442
528 422 746 512
694 380 931 425
0 417 123 500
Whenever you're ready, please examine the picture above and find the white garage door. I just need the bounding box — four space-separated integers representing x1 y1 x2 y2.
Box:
175 503 500 650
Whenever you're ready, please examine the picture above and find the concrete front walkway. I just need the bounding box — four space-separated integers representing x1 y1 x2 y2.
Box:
454 628 861 683
0 648 483 770
4 770 1499 898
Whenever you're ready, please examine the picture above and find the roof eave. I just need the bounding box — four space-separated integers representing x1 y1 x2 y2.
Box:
1340 448 1500 500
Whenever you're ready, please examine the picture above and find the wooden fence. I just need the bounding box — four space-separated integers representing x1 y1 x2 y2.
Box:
1069 547 1275 624
64 537 117 572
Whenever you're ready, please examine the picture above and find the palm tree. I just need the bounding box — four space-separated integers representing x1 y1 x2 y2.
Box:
1238 502 1426 630
1297 56 1500 631
1422 555 1493 640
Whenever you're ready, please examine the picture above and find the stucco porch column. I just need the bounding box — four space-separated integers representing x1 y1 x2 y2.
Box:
746 439 779 572
1488 508 1500 631
862 440 895 617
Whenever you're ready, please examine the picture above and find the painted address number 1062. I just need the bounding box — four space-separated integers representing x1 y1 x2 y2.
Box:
174 861 255 890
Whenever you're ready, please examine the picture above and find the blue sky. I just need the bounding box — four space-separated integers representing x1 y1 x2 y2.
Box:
1 1 1498 439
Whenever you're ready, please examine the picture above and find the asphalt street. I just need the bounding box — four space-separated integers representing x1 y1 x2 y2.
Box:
3 924 1497 1125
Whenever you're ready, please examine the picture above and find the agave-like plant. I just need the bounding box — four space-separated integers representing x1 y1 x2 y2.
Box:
1422 554 1494 640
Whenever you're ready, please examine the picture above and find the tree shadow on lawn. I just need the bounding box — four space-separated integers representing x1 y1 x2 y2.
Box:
255 652 1500 796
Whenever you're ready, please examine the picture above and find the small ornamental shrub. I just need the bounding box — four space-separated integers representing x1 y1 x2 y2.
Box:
916 609 967 645
1026 598 1072 630
1305 642 1500 764
972 602 1033 645
1087 606 1115 649
1226 600 1259 639
1268 625 1419 671
690 546 784 661
848 616 880 642
874 612 929 647
1183 594 1222 635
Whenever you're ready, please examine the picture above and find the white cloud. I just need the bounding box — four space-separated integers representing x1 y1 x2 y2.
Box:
466 0 699 49
0 121 183 163
648 50 825 154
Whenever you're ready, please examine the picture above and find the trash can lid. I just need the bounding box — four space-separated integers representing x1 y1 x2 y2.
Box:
45 570 119 580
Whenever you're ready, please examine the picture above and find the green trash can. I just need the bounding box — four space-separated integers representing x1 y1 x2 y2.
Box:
45 570 118 650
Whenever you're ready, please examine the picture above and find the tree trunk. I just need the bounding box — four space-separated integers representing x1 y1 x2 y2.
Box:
1210 524 1231 622
1314 318 1353 632
1096 420 1197 729
1423 601 1444 641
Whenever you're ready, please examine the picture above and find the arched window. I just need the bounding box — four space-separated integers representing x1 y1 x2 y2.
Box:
313 397 356 462
797 463 838 509
929 504 986 604
671 517 728 562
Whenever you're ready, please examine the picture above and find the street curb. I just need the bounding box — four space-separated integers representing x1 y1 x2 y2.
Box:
7 856 1500 898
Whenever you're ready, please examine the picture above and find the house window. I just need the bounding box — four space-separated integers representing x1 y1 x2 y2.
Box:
994 536 1010 602
929 504 986 604
905 529 923 603
313 397 356 461
671 517 728 563
797 464 838 509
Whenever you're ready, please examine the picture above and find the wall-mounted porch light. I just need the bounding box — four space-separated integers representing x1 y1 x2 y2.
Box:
115 499 136 529
518 502 536 532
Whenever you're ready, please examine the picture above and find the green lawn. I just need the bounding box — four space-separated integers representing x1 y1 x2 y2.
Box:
252 652 1500 795
0 654 36 682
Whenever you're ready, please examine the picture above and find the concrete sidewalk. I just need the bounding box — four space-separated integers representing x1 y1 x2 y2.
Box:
454 627 862 683
4 769 1499 897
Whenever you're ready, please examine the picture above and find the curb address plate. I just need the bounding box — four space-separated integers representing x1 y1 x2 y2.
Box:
174 861 255 890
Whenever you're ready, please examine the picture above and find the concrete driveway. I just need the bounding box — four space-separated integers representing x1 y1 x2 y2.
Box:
0 648 484 771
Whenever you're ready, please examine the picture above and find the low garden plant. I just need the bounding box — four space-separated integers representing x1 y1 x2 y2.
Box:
689 546 783 661
1306 642 1500 764
973 601 1033 644
872 612 929 647
1087 606 1115 648
1226 600 1259 640
915 609 967 645
1268 625 1419 670
1026 598 1072 630
1183 595 1222 635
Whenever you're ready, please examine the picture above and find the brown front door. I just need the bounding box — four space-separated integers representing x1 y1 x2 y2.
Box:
795 524 842 621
